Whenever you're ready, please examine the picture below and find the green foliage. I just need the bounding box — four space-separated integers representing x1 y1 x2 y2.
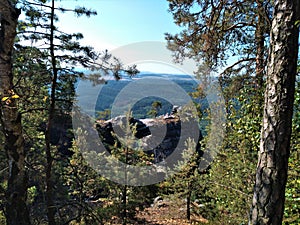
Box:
11 45 49 223
12 1 137 223
1 0 297 224
109 113 156 223
164 138 210 220
0 124 6 217
108 113 152 167
58 142 111 224
132 96 172 119
226 85 262 157
166 0 271 78
69 112 157 224
197 83 262 224
27 186 38 205
96 109 111 120
283 80 300 225
0 211 5 225
0 163 6 225
284 150 300 225
147 100 162 118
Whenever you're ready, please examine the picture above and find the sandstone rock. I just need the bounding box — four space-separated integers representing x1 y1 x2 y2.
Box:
96 115 202 163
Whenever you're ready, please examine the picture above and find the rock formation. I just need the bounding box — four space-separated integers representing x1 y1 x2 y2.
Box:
96 114 203 163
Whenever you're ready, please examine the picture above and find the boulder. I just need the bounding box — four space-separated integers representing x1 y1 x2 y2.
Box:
96 115 203 163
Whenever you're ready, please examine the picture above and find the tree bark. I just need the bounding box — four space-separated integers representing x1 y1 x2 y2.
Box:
0 1 31 224
122 184 127 225
186 182 191 221
255 0 266 89
45 0 57 224
249 0 300 224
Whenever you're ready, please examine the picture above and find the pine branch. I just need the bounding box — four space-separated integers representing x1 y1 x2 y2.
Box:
221 57 256 75
207 181 251 197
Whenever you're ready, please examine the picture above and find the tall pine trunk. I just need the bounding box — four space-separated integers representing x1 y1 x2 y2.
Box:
249 0 300 224
255 0 267 89
45 0 58 224
0 1 31 224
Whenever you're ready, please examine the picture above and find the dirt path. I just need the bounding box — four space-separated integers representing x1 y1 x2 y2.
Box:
135 200 209 225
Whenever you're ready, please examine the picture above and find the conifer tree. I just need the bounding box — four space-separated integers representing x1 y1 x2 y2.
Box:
0 1 31 224
15 0 137 223
249 0 300 224
166 0 271 90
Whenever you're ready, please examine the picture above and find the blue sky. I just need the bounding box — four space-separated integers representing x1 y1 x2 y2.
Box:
54 0 191 74
57 0 180 51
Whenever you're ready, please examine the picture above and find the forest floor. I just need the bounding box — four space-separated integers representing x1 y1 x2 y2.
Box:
105 198 209 224
135 200 209 225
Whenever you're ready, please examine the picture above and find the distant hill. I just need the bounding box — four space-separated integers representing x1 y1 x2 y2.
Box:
92 72 207 119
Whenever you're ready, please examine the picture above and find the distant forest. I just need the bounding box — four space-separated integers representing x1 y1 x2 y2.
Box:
94 73 206 119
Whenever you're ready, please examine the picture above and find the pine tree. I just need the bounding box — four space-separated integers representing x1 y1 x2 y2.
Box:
147 101 162 118
166 0 271 87
249 0 300 224
16 0 138 223
12 44 50 223
0 0 31 224
97 112 155 224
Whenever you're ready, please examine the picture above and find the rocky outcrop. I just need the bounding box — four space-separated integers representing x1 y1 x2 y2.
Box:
96 115 203 163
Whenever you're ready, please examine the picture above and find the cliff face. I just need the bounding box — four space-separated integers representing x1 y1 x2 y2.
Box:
96 115 203 163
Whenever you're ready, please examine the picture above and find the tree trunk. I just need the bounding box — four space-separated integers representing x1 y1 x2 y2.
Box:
45 0 58 224
186 182 191 221
255 0 266 89
122 184 127 225
249 0 300 224
122 147 129 225
0 1 31 224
